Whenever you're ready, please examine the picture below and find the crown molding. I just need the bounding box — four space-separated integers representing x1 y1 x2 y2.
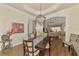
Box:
45 5 79 17
0 4 36 17
43 4 61 15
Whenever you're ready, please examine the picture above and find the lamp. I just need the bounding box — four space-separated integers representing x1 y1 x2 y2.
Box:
35 3 46 25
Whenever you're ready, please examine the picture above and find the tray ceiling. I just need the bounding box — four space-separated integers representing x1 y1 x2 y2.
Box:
4 3 79 16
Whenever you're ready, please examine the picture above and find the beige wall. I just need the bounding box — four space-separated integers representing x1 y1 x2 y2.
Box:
46 5 79 41
0 4 79 50
0 4 34 50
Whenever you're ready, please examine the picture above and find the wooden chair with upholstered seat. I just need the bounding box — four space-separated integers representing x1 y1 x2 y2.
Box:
62 33 78 51
23 40 40 56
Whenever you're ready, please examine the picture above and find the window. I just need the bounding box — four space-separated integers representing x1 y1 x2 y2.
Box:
50 27 61 32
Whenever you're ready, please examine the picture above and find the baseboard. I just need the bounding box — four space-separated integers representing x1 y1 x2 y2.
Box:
0 48 1 51
0 43 2 51
12 41 22 47
0 42 22 51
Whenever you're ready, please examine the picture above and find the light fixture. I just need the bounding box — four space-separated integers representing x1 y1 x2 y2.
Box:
35 3 46 25
35 3 51 56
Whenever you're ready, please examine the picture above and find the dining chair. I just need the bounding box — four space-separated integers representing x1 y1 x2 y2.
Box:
62 33 78 51
23 40 40 56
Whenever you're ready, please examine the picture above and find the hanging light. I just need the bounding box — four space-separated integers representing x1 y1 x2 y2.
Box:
35 3 46 25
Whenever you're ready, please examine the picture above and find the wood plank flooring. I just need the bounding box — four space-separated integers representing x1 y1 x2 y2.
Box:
41 37 72 56
0 44 23 56
0 37 72 56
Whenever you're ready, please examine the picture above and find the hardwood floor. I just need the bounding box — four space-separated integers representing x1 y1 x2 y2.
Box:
0 37 72 56
0 44 23 56
41 37 72 56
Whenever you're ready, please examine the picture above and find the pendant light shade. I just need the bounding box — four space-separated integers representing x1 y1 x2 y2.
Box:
35 3 46 25
36 15 46 24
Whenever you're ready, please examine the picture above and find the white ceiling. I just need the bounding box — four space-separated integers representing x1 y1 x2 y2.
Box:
25 3 56 11
4 3 79 16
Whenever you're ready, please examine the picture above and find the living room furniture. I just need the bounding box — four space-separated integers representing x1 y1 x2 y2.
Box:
35 36 49 49
1 35 12 50
23 39 40 56
70 41 79 56
35 34 52 56
62 34 78 51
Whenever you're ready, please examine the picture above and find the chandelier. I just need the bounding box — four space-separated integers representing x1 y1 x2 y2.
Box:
35 3 46 25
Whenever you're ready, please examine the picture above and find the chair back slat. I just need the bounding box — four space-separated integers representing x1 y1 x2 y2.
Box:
23 40 39 56
70 34 78 42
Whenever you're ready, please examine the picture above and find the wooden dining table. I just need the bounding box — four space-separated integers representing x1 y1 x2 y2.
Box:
35 36 49 50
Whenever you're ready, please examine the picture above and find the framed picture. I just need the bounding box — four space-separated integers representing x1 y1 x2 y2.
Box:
11 23 24 33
